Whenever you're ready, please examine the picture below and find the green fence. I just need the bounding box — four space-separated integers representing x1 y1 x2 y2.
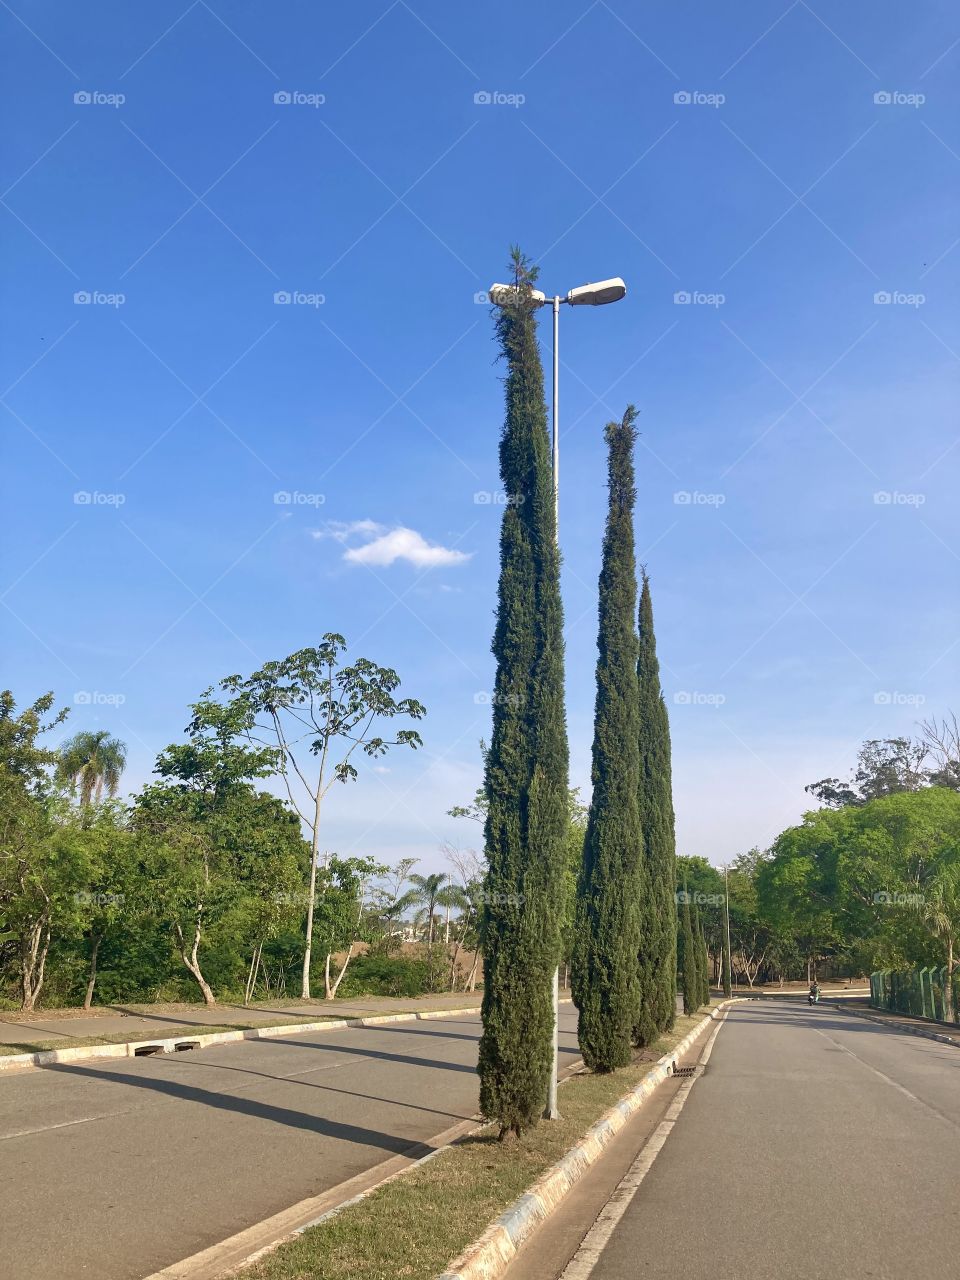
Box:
870 967 960 1025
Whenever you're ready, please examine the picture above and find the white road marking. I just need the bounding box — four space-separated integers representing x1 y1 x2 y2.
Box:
559 1013 729 1280
811 1025 960 1135
0 1110 131 1141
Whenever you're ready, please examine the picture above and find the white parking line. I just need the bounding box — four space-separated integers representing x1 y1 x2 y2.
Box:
559 1013 728 1280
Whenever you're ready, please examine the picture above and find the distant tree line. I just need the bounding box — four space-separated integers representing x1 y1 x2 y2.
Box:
0 651 488 1013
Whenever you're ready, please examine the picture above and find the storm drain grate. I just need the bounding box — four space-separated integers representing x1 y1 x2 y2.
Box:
134 1044 164 1056
673 1064 702 1078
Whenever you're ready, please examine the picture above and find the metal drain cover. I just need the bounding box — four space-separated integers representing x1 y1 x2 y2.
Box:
673 1064 702 1078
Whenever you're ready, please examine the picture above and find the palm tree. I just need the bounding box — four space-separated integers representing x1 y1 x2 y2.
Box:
437 882 470 944
56 731 127 809
407 872 450 945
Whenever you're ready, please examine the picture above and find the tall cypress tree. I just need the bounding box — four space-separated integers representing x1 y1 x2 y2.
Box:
691 901 709 1007
679 884 699 1015
698 912 712 1006
572 408 643 1073
479 250 569 1137
636 573 678 1040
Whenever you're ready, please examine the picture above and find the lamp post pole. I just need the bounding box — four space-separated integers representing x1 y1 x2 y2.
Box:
487 275 627 1121
723 863 733 996
546 293 562 1120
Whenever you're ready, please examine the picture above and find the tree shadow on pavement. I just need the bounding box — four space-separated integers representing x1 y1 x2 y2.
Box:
173 1057 477 1121
46 1061 449 1156
255 1036 478 1073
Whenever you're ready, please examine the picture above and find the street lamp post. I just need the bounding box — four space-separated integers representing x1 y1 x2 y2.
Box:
723 863 734 996
488 275 627 1119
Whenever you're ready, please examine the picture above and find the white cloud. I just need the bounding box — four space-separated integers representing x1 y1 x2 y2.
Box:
313 519 471 568
313 519 385 544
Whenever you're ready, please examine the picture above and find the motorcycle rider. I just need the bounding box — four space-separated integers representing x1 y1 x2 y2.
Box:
808 981 821 1004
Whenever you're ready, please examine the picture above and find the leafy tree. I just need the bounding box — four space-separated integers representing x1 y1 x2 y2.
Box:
0 692 72 1009
202 636 425 998
479 249 569 1137
72 801 136 1008
920 714 960 791
756 820 841 982
134 708 307 1006
56 730 127 813
312 854 388 997
573 408 643 1072
806 738 927 809
636 569 677 1041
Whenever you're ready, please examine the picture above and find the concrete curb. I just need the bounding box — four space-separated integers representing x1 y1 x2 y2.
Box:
0 1000 574 1076
828 1001 960 1048
436 1000 741 1280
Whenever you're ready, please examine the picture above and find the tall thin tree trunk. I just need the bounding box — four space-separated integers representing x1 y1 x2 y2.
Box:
324 944 355 999
302 730 332 1000
83 933 102 1010
20 916 50 1012
175 917 216 1007
449 939 463 990
245 941 262 1006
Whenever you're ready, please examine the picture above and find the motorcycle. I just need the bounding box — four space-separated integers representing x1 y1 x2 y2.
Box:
808 988 821 1005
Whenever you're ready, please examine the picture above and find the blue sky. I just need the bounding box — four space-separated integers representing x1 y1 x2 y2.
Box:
2 1 958 871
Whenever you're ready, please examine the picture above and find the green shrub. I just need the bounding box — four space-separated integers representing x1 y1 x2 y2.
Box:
335 954 431 998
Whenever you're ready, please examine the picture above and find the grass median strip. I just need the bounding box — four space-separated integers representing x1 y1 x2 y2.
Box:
243 1011 709 1280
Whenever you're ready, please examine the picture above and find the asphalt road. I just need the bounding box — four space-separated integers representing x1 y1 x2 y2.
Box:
0 1006 580 1280
566 1000 960 1280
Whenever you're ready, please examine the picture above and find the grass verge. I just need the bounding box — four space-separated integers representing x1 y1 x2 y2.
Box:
243 1011 711 1280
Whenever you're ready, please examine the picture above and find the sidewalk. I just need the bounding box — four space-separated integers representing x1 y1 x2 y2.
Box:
0 991 486 1049
827 996 960 1047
